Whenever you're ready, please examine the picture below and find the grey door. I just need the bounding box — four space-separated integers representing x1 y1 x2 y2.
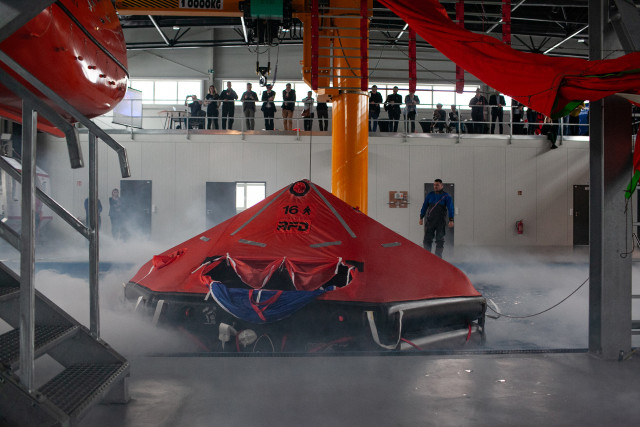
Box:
573 185 589 245
120 179 152 238
206 182 237 229
423 182 455 249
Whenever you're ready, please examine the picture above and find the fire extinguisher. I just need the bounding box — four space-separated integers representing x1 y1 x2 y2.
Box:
516 220 524 235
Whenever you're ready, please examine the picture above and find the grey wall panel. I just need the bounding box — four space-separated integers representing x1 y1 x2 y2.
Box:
473 146 506 245
275 142 312 189
374 144 411 238
139 142 175 237
242 142 278 184
175 143 210 239
309 142 332 192
39 133 588 246
208 142 244 182
536 148 569 245
506 147 538 245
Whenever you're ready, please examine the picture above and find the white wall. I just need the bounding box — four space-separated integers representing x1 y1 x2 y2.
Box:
38 132 589 248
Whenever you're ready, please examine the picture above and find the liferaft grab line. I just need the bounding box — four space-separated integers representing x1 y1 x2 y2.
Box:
366 310 404 350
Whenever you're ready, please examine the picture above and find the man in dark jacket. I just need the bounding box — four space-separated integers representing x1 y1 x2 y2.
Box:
489 90 506 134
241 82 258 130
369 85 383 132
419 179 454 258
219 81 238 130
469 88 488 133
384 86 403 132
261 84 277 130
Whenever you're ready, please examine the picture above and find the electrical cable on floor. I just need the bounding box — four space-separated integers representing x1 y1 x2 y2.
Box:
486 277 589 319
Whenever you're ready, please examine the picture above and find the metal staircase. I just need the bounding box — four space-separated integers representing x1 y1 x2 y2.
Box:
0 263 130 425
0 2 132 425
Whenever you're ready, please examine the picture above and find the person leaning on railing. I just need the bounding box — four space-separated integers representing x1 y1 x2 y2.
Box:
301 91 315 131
205 85 219 130
316 99 328 131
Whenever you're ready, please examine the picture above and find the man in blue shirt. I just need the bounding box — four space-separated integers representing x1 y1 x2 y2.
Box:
419 179 454 258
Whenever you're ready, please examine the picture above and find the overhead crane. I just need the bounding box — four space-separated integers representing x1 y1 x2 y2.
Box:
115 0 373 213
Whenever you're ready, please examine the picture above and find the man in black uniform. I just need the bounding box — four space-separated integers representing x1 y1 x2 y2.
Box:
489 90 506 134
384 86 403 132
469 88 488 133
419 179 455 258
369 85 383 132
219 81 238 130
261 84 277 130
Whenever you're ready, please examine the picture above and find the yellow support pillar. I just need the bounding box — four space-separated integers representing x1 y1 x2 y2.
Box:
330 0 370 214
332 92 368 212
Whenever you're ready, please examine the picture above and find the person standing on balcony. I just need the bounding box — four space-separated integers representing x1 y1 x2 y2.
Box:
301 91 315 131
384 86 402 132
205 85 219 130
369 85 382 132
316 99 329 131
219 81 238 130
261 84 277 130
282 83 296 131
469 88 488 133
241 82 258 130
489 90 506 134
405 90 420 133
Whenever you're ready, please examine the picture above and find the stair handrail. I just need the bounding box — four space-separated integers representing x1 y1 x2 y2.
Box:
0 49 130 391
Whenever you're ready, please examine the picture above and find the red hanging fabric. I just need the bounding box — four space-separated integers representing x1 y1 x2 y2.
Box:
502 0 511 45
311 0 319 90
378 0 640 118
360 0 369 92
455 0 465 94
408 26 417 93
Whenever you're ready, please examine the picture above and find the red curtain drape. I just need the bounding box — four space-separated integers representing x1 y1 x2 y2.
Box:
379 0 640 117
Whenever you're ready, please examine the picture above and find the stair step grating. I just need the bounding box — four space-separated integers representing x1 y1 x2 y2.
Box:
39 363 127 416
0 324 77 367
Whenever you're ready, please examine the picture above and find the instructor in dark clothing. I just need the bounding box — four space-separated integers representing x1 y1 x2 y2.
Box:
219 81 238 130
419 179 454 258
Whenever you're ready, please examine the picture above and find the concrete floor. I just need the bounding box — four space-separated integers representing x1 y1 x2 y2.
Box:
78 246 639 426
3 244 637 425
81 352 640 426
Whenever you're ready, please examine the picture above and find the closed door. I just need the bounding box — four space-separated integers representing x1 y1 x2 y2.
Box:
573 185 589 245
424 182 455 248
206 182 237 229
120 180 152 238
